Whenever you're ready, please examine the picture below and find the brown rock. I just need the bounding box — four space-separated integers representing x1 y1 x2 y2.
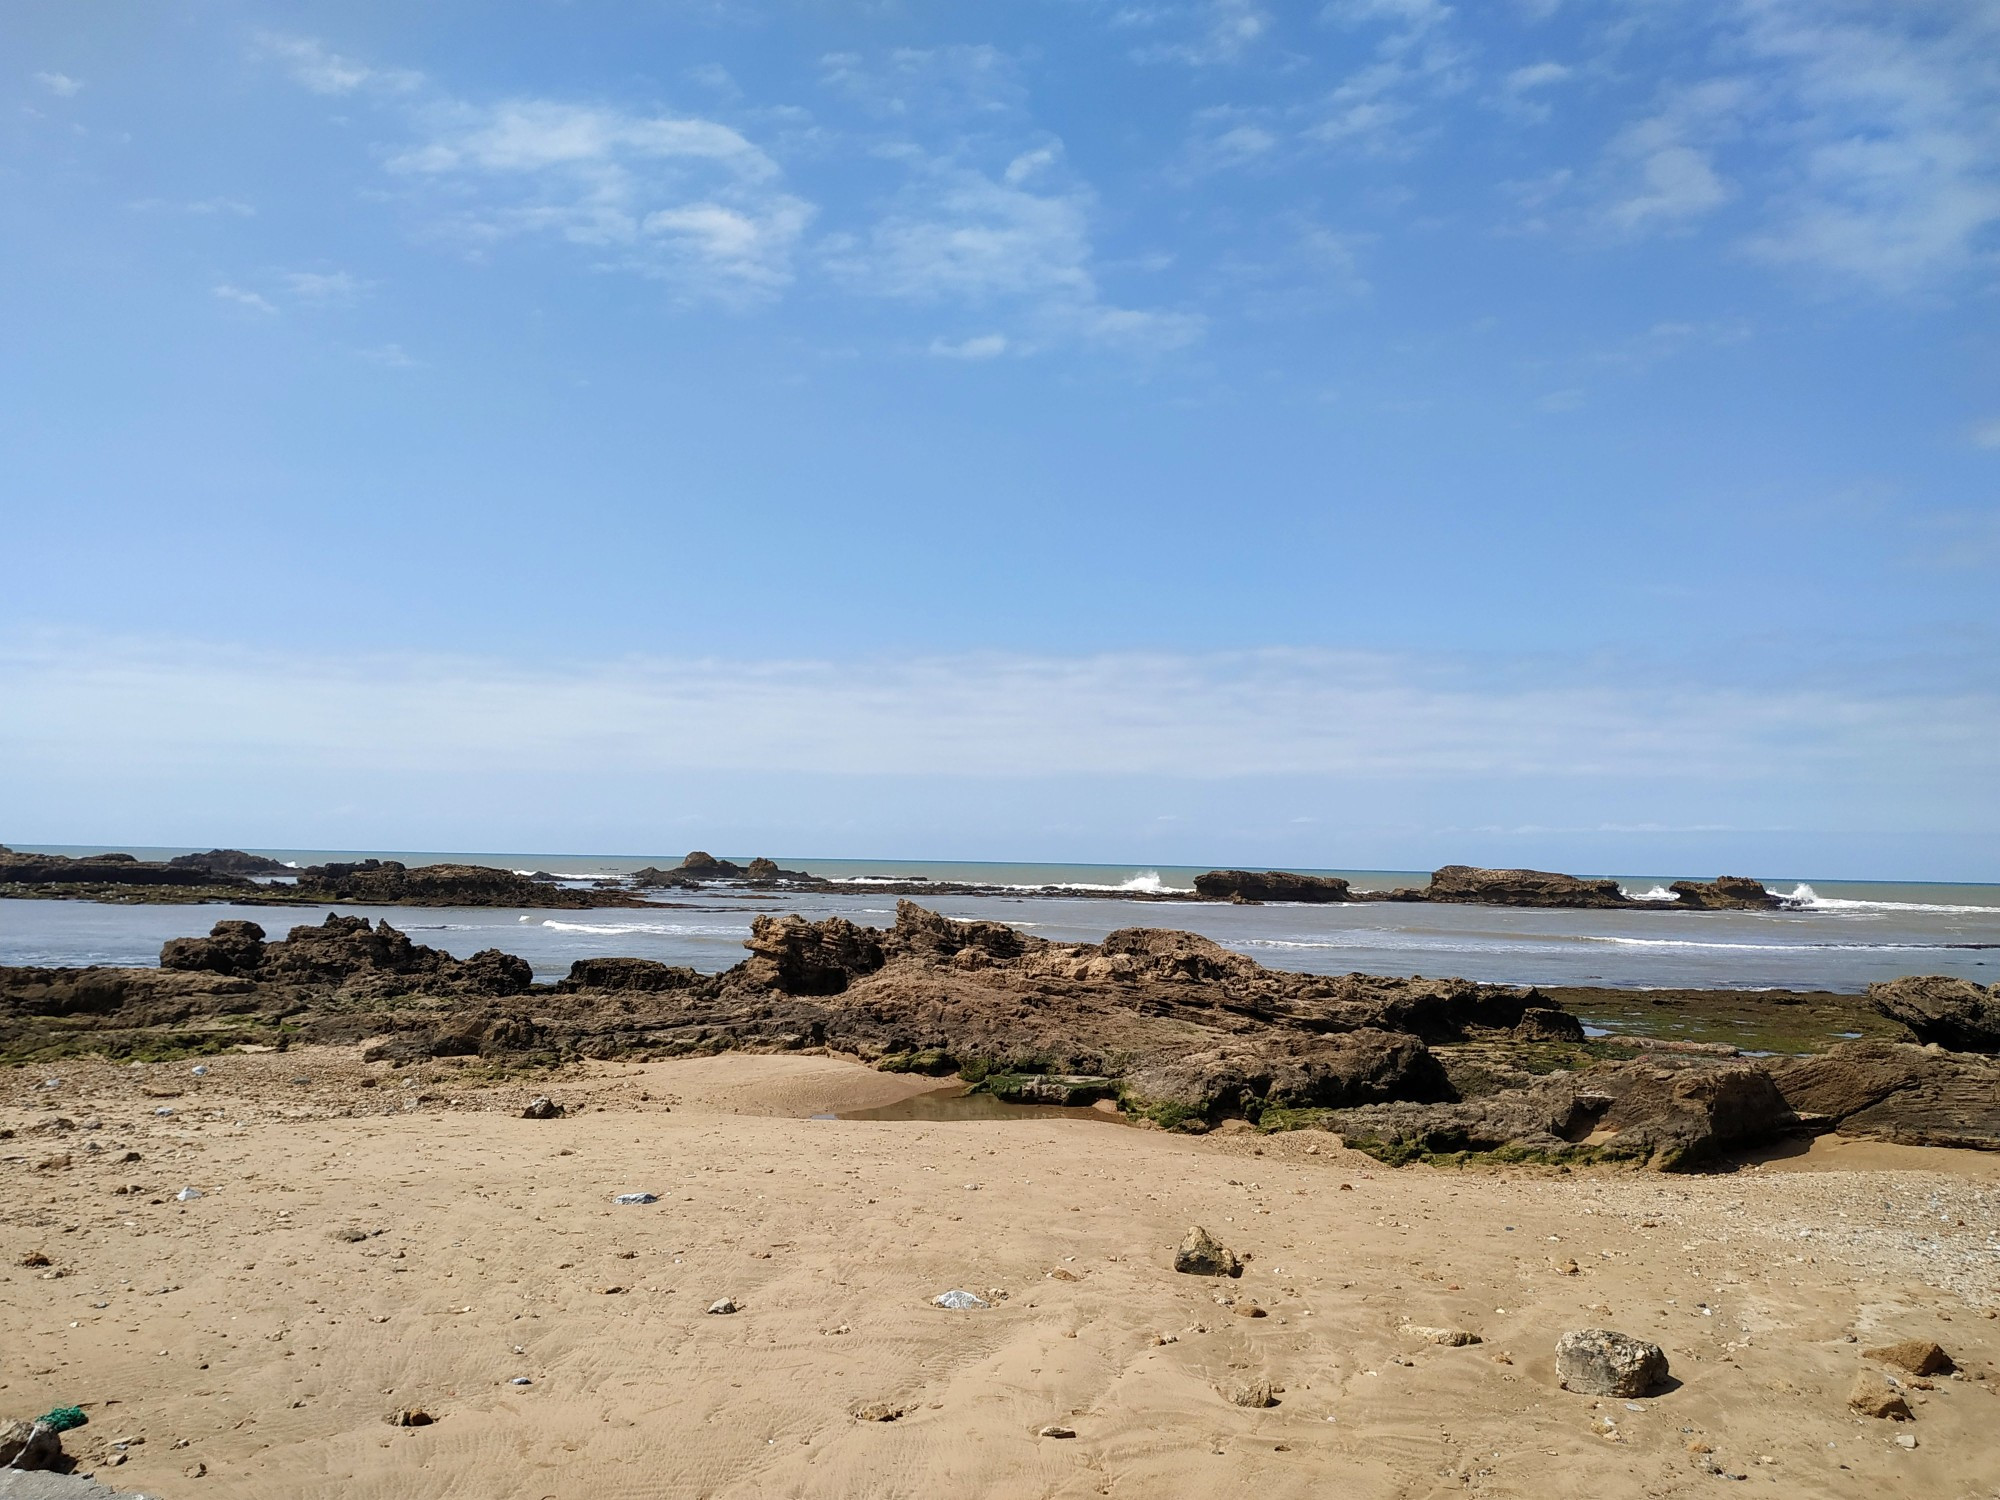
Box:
1223 1379 1277 1408
1173 1226 1241 1277
1865 1339 1953 1377
1425 865 1631 909
1849 1371 1913 1420
1193 870 1353 904
1667 876 1782 910
1869 975 2000 1053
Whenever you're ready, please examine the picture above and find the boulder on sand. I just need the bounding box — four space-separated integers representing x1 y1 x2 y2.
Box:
1173 1225 1241 1277
1555 1329 1668 1396
1848 1370 1913 1420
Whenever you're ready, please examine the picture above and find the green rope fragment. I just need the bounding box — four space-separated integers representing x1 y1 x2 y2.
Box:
36 1406 87 1432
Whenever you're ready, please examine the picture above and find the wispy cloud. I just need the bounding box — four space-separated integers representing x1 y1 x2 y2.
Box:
1127 0 1271 66
1971 418 2000 450
5 636 1994 789
928 333 1010 359
257 33 421 97
1733 0 2000 294
283 270 372 303
212 284 277 316
824 145 1202 353
1600 79 1747 234
33 71 82 98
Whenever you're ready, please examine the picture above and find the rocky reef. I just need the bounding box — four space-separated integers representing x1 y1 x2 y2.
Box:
1191 870 1353 903
2 901 1987 1167
289 859 651 909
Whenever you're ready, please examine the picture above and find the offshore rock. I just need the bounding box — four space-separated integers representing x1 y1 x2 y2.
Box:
165 848 292 876
293 860 649 910
1667 876 1782 910
0 849 246 889
1193 870 1353 903
1868 975 2000 1053
1423 866 1631 909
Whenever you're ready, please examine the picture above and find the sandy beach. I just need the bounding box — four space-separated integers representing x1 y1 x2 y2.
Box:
5 1049 1995 1499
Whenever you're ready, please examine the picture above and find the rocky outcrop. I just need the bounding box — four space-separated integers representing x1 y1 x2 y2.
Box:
165 848 292 876
292 860 649 909
1668 876 1781 910
1318 1057 1798 1169
1193 870 1353 903
159 919 269 975
742 914 886 995
1869 975 2000 1052
1420 865 1631 908
559 957 702 992
657 851 814 884
0 849 248 888
1769 1040 2000 1149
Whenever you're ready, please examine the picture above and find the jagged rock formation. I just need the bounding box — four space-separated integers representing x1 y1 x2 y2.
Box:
1668 876 1781 910
0 849 248 889
1191 870 1353 903
1419 865 1631 909
165 848 292 876
1869 975 2000 1052
291 860 649 909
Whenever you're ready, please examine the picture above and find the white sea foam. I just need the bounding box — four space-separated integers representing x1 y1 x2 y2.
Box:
1778 882 2000 915
1627 885 1680 903
539 919 747 937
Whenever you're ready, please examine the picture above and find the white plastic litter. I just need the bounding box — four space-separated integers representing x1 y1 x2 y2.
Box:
175 1187 203 1202
614 1192 659 1205
191 1065 209 1076
933 1290 990 1310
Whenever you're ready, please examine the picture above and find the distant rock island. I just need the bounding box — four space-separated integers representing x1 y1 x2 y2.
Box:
1 843 1788 913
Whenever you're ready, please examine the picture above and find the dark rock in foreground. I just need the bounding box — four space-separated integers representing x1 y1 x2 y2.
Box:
1192 870 1353 903
1770 1039 2000 1149
1870 975 2000 1053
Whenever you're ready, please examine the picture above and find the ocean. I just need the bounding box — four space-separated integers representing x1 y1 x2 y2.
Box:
4 846 1997 992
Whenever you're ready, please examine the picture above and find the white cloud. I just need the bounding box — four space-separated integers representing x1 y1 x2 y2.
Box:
1304 1 1472 156
819 45 1024 117
1129 0 1271 66
825 148 1201 353
929 333 1010 359
1733 0 2000 294
1971 418 2000 450
1605 145 1732 230
212 284 277 316
390 99 811 300
258 34 422 96
132 197 256 217
283 270 371 303
34 71 81 98
357 343 419 368
1600 79 1748 233
1505 61 1570 93
4 637 1993 789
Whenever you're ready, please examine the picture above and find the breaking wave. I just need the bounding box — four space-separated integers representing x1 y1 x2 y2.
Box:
1778 883 2000 915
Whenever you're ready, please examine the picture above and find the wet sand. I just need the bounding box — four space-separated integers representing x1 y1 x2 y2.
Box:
3 1050 1996 1499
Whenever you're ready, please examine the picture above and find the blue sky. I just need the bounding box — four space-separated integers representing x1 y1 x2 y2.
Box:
3 0 1998 876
